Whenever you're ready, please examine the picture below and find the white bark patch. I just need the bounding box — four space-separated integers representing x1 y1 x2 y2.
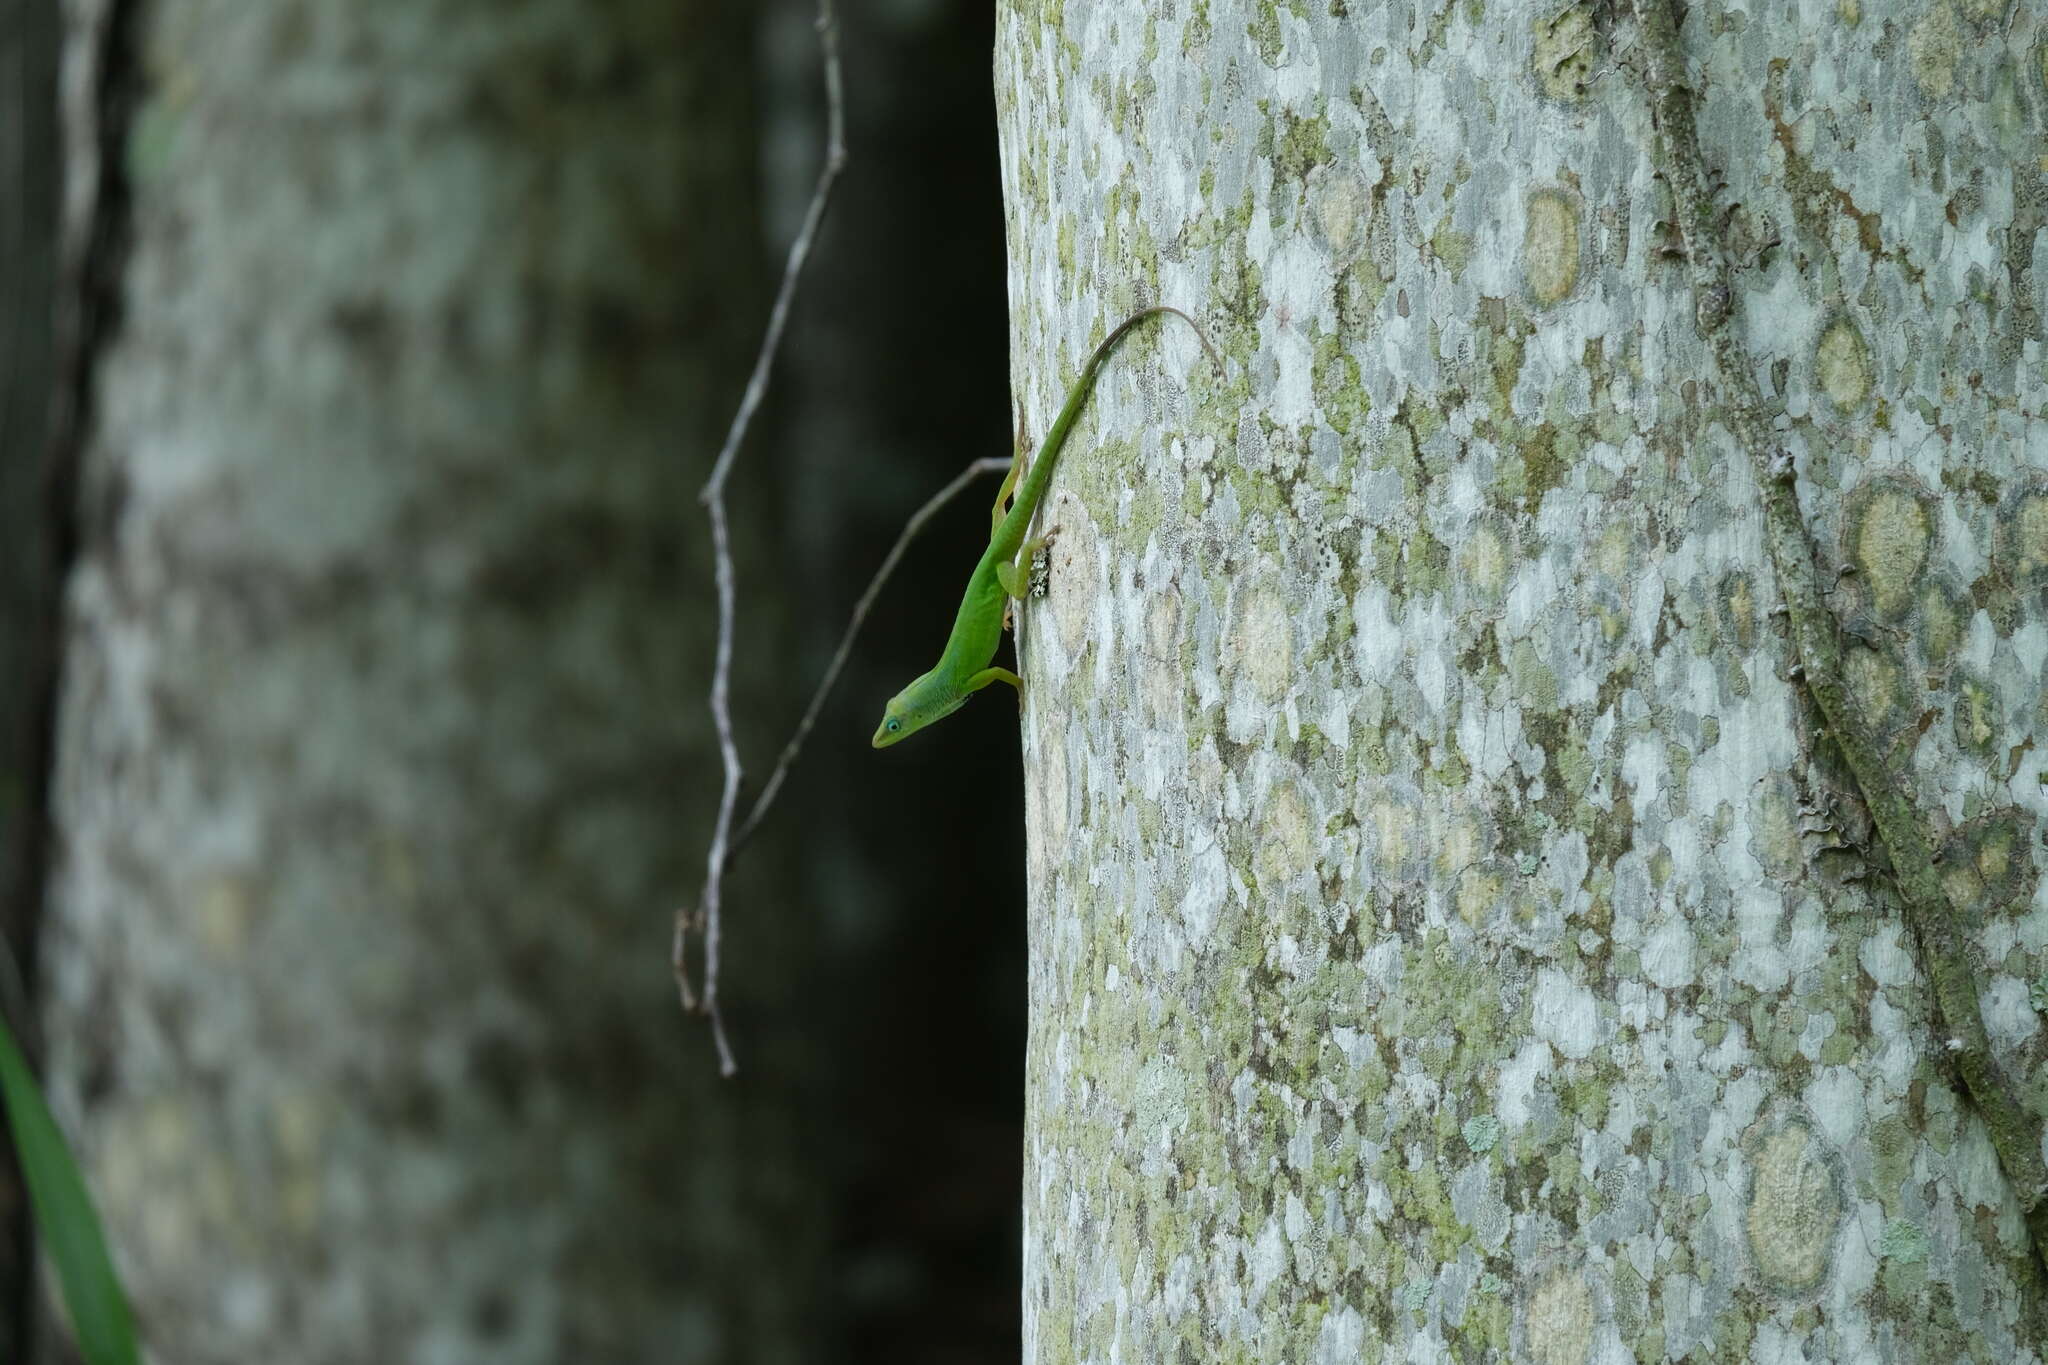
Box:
1314 1304 1371 1363
1044 500 1102 667
1264 234 1334 428
1497 1040 1553 1130
1352 582 1404 684
1451 1159 1510 1252
1135 1058 1189 1150
1178 826 1227 944
1531 969 1600 1060
1247 1214 1288 1304
1640 919 1696 990
1981 974 2041 1050
1856 922 1916 988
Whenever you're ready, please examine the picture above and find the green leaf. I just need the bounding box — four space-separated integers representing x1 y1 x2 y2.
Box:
0 1014 138 1365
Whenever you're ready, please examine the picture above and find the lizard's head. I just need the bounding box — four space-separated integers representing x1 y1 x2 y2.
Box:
871 673 967 748
871 702 912 748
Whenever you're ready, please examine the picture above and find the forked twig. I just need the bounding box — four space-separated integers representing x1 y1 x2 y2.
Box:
679 455 1014 1070
681 0 846 1077
730 456 1013 858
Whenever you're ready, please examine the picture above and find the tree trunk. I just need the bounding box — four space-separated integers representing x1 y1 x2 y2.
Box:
1001 2 2048 1359
40 3 823 1361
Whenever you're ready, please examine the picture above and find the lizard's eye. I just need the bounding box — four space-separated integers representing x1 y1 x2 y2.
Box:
886 718 901 732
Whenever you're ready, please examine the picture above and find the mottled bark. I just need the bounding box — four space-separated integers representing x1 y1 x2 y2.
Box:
1001 1 2048 1360
42 3 822 1362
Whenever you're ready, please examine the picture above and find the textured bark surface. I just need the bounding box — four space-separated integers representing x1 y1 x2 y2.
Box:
1000 1 2048 1359
42 3 822 1361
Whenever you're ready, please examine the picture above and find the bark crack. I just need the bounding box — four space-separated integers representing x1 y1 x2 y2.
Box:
1627 0 2048 1282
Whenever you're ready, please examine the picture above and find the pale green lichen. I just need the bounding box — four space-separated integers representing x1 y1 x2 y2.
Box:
1881 1218 1929 1265
1430 218 1475 283
1455 862 1505 925
1310 324 1371 434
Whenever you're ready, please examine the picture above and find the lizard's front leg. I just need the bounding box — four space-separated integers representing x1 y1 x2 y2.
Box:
964 666 1021 694
996 529 1058 601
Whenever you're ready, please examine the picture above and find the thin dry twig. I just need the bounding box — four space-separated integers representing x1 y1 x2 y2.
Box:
678 455 1011 1051
681 0 846 1077
730 455 1014 859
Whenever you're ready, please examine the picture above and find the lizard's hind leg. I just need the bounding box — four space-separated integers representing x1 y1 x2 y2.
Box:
990 413 1030 535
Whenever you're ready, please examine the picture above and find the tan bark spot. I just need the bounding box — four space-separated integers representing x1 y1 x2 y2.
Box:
1229 585 1295 703
1844 648 1902 726
1370 798 1416 870
1315 172 1368 258
1257 782 1314 887
2009 491 2048 580
1459 524 1511 598
1746 1120 1842 1291
1524 1267 1595 1365
1432 812 1485 879
1814 318 1871 413
1456 864 1503 926
196 875 259 958
1532 6 1599 103
1908 5 1961 100
1523 190 1582 307
1851 484 1932 618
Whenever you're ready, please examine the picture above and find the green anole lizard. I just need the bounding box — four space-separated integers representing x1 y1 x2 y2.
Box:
872 305 1215 748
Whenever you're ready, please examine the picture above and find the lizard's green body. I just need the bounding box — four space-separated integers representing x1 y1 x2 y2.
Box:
872 306 1209 748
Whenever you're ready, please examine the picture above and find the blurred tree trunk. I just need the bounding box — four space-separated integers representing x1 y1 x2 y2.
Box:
1 0 59 1355
38 3 824 1362
1001 1 2048 1359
